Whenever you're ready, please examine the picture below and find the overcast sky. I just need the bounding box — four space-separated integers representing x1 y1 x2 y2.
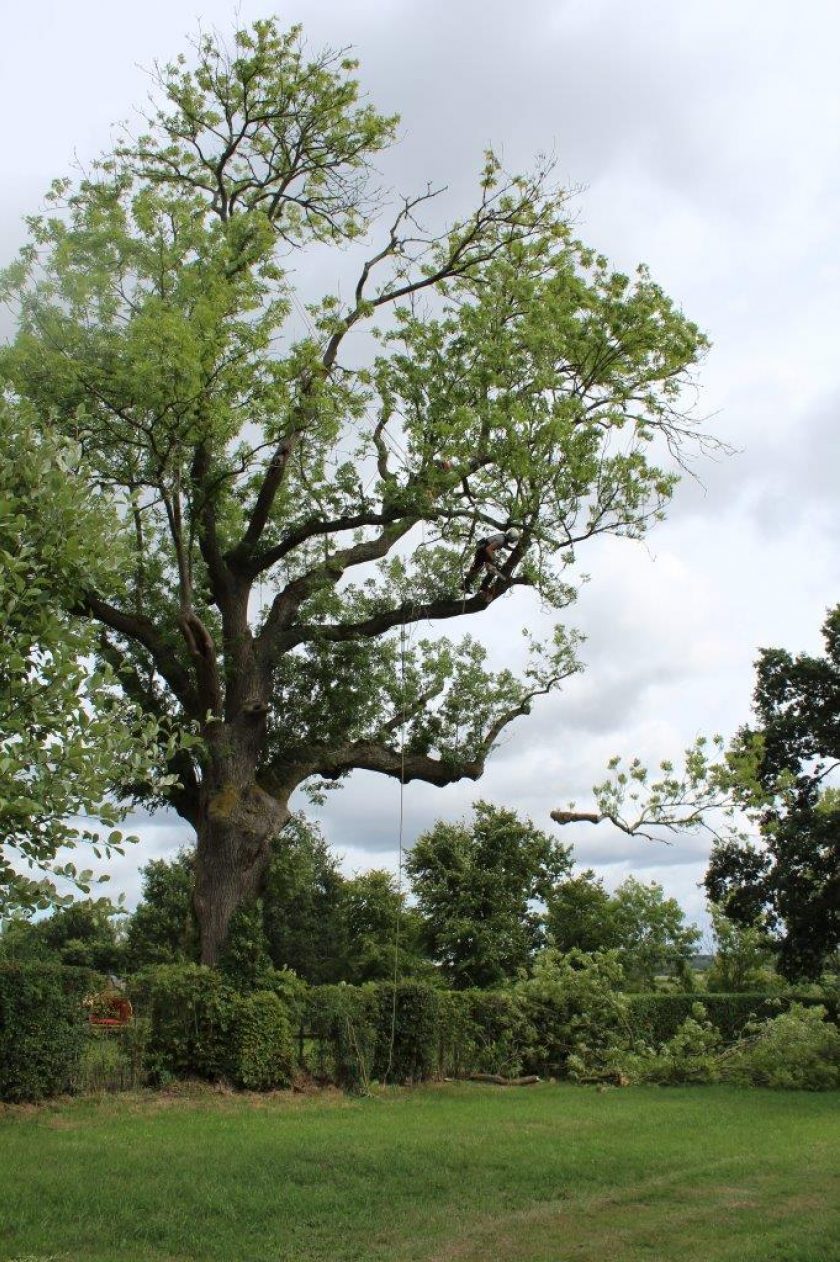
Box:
4 0 839 936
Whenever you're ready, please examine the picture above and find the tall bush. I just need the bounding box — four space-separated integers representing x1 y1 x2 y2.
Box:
304 984 379 1090
228 991 295 1090
128 963 234 1082
0 962 97 1101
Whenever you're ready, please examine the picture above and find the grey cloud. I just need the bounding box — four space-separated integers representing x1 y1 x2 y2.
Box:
669 389 840 537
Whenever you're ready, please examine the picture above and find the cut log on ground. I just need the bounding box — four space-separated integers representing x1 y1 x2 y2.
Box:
466 1073 541 1086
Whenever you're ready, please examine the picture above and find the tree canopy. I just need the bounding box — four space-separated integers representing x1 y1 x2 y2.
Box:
705 606 840 979
0 398 178 913
406 801 572 987
0 18 709 961
545 869 699 988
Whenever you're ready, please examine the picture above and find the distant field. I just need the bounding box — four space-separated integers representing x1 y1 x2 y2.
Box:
0 1083 838 1261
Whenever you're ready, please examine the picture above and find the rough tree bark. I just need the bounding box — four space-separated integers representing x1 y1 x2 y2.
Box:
193 715 291 964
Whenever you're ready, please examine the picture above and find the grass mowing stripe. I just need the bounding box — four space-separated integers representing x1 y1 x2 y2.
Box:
0 1084 837 1261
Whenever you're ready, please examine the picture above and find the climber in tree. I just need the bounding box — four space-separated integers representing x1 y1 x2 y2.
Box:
463 528 521 593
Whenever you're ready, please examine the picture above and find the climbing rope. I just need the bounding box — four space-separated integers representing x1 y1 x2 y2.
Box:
384 611 409 1082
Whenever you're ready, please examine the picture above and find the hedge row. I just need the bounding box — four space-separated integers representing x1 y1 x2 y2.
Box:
127 964 296 1090
0 962 100 1102
625 991 837 1046
302 986 838 1087
2 961 836 1101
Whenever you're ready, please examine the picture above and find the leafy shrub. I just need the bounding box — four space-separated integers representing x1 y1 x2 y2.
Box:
519 949 631 1077
127 963 235 1082
260 967 309 1025
0 962 98 1102
647 1006 723 1083
570 1002 840 1090
700 993 789 1040
304 984 379 1090
722 1004 840 1090
228 991 295 1090
594 1003 724 1086
304 981 442 1087
286 974 840 1092
373 981 440 1083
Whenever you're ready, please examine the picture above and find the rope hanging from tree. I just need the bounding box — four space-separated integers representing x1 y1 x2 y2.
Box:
384 614 408 1082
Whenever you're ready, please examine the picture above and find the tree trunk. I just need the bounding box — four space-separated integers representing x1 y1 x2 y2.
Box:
193 743 290 965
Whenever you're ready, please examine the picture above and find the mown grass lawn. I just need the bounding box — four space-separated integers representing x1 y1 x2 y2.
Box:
0 1082 837 1262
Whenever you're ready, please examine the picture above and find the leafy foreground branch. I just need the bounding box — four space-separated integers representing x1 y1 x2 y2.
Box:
0 401 184 913
552 734 740 842
1 18 712 961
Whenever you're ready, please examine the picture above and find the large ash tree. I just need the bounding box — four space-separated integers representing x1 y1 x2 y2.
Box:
1 20 709 963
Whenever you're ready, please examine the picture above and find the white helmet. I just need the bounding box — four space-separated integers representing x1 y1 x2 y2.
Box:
505 527 521 544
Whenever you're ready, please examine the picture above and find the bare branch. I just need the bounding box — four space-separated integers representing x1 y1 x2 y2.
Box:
229 434 297 563
257 518 417 657
79 593 200 715
191 442 235 606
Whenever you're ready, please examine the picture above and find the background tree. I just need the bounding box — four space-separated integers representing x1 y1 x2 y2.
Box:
545 869 699 988
121 814 427 984
1 19 709 962
122 818 344 980
259 815 349 983
705 606 840 979
340 869 428 984
406 802 572 987
544 870 617 955
124 849 199 967
0 397 178 913
703 904 778 994
607 876 700 990
0 900 125 973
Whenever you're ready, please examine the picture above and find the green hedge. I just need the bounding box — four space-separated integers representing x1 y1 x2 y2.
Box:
0 962 99 1102
303 984 379 1089
71 1019 152 1094
129 964 296 1088
438 990 534 1079
128 963 234 1082
305 984 840 1088
373 981 441 1083
8 961 836 1100
625 992 835 1046
129 964 298 1085
303 981 444 1087
305 983 534 1085
228 991 295 1090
